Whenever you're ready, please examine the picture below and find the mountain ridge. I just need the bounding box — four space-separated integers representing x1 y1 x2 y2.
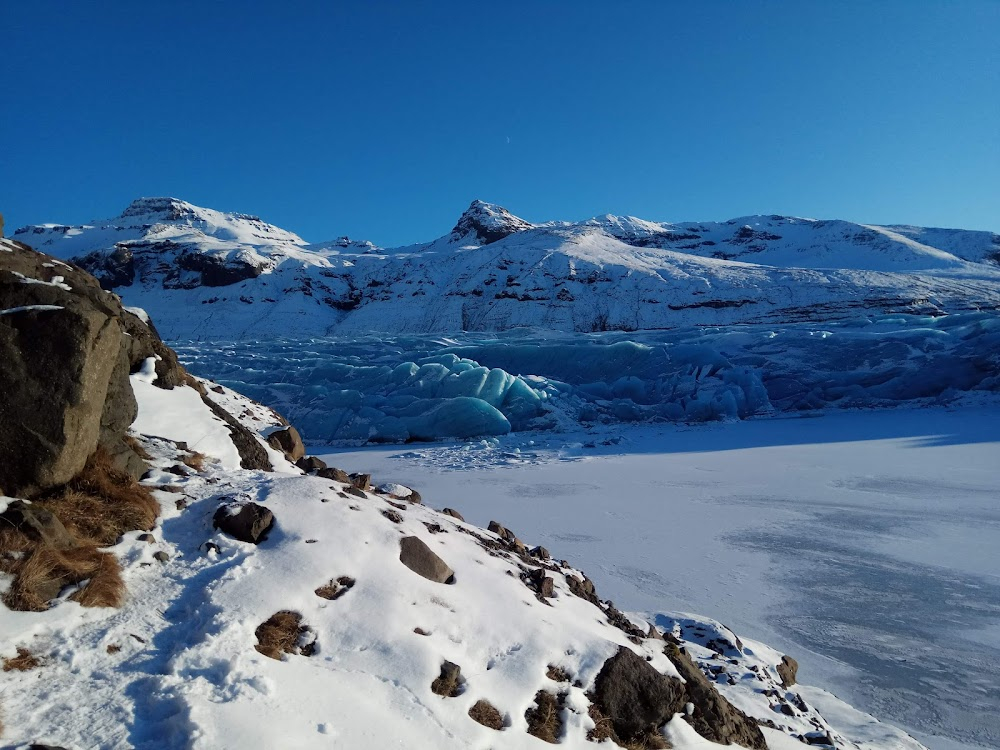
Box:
13 197 1000 340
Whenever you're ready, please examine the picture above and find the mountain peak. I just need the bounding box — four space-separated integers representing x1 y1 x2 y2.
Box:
121 196 201 221
450 200 533 245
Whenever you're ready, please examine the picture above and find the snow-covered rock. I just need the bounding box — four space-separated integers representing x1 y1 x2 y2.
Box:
15 198 1000 340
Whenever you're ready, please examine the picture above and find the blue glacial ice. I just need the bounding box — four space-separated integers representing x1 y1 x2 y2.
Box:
172 313 1000 444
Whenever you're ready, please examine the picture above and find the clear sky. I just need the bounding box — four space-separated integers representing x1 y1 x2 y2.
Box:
2 1 997 246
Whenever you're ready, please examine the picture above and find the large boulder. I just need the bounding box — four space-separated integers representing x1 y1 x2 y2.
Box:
399 536 454 584
591 646 685 743
0 240 142 495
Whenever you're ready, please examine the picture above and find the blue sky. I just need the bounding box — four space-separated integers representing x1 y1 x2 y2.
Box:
2 1 997 246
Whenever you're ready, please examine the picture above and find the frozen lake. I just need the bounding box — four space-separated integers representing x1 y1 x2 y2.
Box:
317 405 1000 749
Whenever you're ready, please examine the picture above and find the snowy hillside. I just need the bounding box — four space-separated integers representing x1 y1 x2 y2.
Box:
15 198 1000 340
1 367 927 750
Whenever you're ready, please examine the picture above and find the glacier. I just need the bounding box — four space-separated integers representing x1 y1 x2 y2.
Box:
174 312 1000 444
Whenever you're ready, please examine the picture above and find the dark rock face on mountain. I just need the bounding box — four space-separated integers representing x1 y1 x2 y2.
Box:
450 199 533 245
0 239 144 495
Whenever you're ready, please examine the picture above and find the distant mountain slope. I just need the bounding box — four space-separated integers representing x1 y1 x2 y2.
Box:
15 198 1000 340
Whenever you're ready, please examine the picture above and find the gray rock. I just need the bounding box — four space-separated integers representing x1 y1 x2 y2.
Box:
317 466 351 483
349 472 371 491
0 500 78 549
440 507 465 522
399 536 454 584
296 456 327 473
591 646 685 743
213 501 274 544
266 426 305 462
777 654 798 688
0 240 153 496
153 551 170 563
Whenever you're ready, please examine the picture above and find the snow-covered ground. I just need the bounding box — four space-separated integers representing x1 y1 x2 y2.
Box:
1 374 931 750
317 405 1000 750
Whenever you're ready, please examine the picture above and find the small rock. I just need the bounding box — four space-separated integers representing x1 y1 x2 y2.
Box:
440 507 465 522
346 486 367 499
212 501 274 544
488 520 515 542
203 542 221 554
381 508 403 524
266 426 305 461
777 655 798 688
530 545 551 560
0 500 77 549
413 627 430 636
399 536 455 584
153 551 170 563
349 473 371 491
296 456 327 473
137 533 156 544
316 466 351 483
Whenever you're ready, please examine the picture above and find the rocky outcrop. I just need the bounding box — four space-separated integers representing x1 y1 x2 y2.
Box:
0 239 144 495
202 395 273 471
450 200 533 245
590 646 685 744
663 643 767 749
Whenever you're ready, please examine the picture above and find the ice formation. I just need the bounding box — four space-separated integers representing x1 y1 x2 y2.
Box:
174 313 1000 444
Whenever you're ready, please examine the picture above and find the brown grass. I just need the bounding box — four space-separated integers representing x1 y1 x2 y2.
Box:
525 690 565 744
254 611 315 660
181 451 206 473
124 434 153 460
546 664 571 683
3 647 40 672
34 447 159 546
2 546 125 611
469 699 504 730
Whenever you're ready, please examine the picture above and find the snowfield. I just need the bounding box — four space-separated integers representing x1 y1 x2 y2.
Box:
320 406 1000 750
0 375 937 750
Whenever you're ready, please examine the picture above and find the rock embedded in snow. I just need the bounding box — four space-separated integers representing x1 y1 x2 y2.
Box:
591 646 686 745
777 654 799 688
440 507 465 522
398 535 455 584
265 426 305 462
295 455 327 473
212 500 274 544
0 500 78 550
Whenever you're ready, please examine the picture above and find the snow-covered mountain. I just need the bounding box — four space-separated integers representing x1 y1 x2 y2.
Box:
15 197 1000 340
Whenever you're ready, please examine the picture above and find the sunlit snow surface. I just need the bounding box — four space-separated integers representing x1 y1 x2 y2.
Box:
174 313 1000 445
321 407 1000 750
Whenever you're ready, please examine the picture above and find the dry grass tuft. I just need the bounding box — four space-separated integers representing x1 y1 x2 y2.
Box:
34 447 159 546
255 611 315 660
469 699 505 730
124 434 153 460
2 545 125 611
181 451 206 473
3 647 40 672
525 690 566 744
546 664 571 683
